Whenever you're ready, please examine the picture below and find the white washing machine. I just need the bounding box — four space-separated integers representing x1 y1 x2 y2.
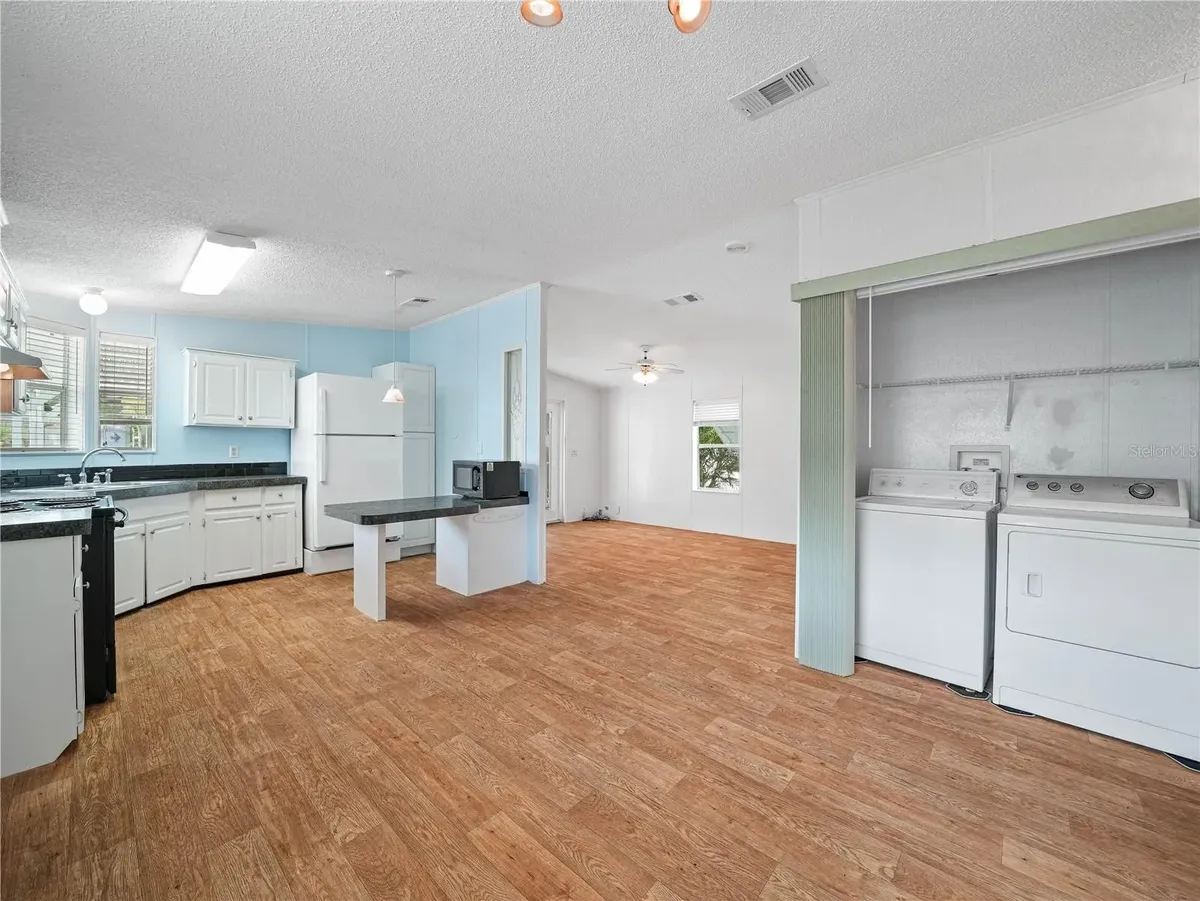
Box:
994 474 1200 760
856 468 1001 692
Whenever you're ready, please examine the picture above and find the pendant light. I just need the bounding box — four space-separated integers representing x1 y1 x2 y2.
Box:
668 0 710 33
521 0 563 27
382 269 406 404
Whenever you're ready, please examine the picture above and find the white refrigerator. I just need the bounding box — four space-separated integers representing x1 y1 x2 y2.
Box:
291 373 404 572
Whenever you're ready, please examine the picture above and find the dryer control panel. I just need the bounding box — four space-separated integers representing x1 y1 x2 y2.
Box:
868 468 999 503
1009 474 1189 517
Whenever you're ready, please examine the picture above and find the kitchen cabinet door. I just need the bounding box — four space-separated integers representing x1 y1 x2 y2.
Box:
402 431 436 547
146 514 191 603
113 525 146 615
189 351 244 426
245 357 295 429
401 365 435 433
205 508 262 583
261 502 299 574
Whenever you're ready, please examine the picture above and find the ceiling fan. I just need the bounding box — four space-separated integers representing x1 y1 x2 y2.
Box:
608 346 684 386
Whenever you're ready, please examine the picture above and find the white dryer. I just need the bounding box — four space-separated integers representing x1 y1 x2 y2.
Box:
994 474 1200 760
856 468 1000 692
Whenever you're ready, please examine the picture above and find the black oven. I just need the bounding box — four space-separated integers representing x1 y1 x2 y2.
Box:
452 460 521 500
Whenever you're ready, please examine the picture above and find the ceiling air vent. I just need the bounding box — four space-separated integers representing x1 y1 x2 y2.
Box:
729 57 828 121
663 292 703 307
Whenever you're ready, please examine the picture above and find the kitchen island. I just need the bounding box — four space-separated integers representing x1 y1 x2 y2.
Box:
324 494 529 621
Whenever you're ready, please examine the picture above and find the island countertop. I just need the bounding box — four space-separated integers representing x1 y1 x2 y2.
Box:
324 493 528 526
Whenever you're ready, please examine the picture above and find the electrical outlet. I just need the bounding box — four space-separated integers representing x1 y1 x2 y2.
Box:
228 446 239 458
571 449 579 457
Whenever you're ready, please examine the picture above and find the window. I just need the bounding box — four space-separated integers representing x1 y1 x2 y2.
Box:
0 319 86 451
97 332 156 450
693 399 740 493
503 346 524 461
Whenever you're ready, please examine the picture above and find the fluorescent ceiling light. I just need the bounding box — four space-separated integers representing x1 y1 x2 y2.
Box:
181 232 256 295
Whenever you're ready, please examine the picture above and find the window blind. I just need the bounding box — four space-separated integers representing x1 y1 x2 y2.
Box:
98 332 155 449
693 399 740 423
0 319 85 451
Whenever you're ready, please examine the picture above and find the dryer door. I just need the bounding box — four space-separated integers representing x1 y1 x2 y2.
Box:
1005 529 1199 668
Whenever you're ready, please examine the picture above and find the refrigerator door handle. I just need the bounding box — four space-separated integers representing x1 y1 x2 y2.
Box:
318 436 327 484
318 388 328 435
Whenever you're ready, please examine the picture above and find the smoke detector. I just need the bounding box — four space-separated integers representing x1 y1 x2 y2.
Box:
729 57 828 121
663 292 703 307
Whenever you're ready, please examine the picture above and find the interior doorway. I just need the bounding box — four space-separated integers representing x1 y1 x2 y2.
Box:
545 399 564 523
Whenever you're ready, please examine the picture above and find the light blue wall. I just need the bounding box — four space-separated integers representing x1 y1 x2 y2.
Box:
2 296 408 470
409 284 545 583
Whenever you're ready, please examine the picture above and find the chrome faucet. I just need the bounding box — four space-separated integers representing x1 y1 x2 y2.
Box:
79 447 126 485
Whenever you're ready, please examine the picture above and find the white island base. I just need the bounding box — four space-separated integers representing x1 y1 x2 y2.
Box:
339 497 529 621
435 505 528 597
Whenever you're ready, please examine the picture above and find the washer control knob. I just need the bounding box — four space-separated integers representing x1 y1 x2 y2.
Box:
1069 482 1084 493
1129 482 1155 500
960 480 978 497
1047 482 1061 492
1025 481 1039 491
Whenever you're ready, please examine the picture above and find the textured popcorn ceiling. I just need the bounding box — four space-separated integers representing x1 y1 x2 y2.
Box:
2 1 1198 328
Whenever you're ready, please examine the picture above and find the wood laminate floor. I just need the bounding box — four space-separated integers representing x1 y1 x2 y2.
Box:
3 522 1198 900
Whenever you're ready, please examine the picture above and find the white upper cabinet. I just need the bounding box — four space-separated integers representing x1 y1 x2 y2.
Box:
246 357 295 428
184 349 295 428
372 362 435 433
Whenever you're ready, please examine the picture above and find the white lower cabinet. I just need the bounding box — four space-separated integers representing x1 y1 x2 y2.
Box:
113 485 303 614
262 502 299 574
113 524 146 615
205 507 263 583
146 514 192 602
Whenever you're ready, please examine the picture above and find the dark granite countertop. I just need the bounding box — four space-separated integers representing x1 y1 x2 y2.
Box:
324 493 529 525
96 474 306 500
0 506 94 541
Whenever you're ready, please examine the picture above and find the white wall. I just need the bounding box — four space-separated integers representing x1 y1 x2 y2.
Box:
602 351 799 545
797 74 1200 281
546 372 603 522
856 241 1200 518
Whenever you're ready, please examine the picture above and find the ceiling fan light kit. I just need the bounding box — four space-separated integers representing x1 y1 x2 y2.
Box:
609 345 684 387
521 0 563 27
519 0 709 32
668 0 711 33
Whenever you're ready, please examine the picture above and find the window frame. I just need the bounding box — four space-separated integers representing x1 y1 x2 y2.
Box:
0 317 87 453
692 400 741 495
96 330 157 453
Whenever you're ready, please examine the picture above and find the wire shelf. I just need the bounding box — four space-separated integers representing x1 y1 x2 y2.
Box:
856 359 1200 391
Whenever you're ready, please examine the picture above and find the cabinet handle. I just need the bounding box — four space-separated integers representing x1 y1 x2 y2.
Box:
248 416 254 421
237 415 243 421
256 514 261 520
150 530 156 536
265 513 271 519
231 495 237 501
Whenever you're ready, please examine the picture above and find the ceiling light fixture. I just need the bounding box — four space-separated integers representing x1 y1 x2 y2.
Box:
79 288 107 316
521 0 562 27
668 0 710 33
632 369 659 386
181 232 256 295
382 268 407 404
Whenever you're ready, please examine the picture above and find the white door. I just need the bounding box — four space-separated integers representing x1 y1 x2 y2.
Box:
113 524 146 615
205 508 263 582
146 514 192 603
245 358 295 429
262 502 299 573
402 432 436 546
191 352 245 426
314 373 403 436
401 365 435 433
305 434 404 550
545 400 564 523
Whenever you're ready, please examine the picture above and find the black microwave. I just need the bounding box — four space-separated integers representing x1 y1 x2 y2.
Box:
452 460 521 500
